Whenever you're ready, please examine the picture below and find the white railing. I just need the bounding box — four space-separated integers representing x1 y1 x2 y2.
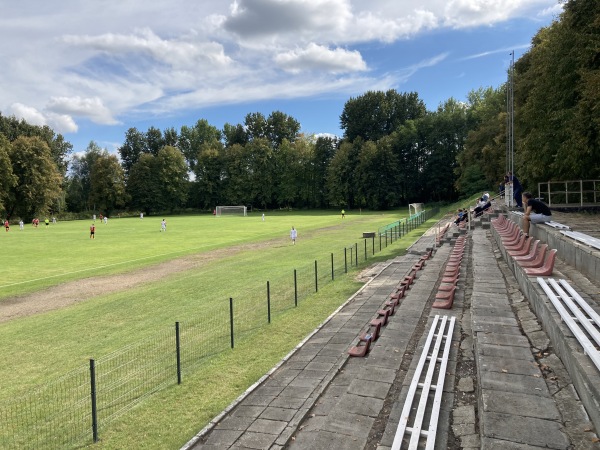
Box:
537 180 600 207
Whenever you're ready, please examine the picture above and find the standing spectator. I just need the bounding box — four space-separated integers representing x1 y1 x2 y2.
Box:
521 192 552 237
290 226 297 245
90 223 96 239
507 171 523 208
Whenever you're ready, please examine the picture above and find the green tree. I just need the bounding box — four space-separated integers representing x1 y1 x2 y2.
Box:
155 146 189 211
5 136 63 220
89 152 127 216
340 90 427 142
64 142 103 212
223 123 248 147
456 87 507 196
356 139 399 209
327 139 361 207
179 119 222 171
127 154 161 214
312 136 337 208
266 111 301 147
0 134 17 214
118 128 147 176
193 142 224 209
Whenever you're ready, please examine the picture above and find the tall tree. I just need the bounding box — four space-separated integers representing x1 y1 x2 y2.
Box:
179 119 222 171
340 90 427 142
5 136 63 220
193 142 224 209
89 152 127 216
145 126 165 156
65 142 103 212
0 134 17 214
154 146 189 211
312 136 337 208
266 111 301 147
127 154 161 214
118 128 147 176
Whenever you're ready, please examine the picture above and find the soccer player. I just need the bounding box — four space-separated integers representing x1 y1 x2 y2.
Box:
90 223 95 239
161 219 167 232
290 226 297 244
4 219 9 232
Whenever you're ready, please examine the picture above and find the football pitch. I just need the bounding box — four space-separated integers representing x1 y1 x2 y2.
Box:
0 209 435 449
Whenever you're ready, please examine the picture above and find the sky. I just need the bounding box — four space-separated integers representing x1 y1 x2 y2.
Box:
0 0 562 154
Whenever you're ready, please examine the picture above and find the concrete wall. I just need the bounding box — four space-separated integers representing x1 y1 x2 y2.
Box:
491 219 600 431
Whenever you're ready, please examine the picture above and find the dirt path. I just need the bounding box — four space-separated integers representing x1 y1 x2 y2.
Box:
0 237 284 324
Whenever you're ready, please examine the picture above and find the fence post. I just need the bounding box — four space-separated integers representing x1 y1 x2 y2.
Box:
89 359 98 443
331 253 334 280
175 322 182 385
379 234 382 252
364 239 367 261
344 248 348 273
267 281 271 324
390 228 393 244
372 235 375 255
229 297 234 349
294 269 298 306
355 242 358 266
386 230 388 247
350 246 353 266
314 260 318 292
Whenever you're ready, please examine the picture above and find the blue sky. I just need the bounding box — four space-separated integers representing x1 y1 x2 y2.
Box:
0 0 561 155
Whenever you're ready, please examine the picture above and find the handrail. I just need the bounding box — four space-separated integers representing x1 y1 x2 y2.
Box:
537 180 600 207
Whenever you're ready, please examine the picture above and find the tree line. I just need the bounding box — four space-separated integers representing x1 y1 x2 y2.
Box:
1 0 598 220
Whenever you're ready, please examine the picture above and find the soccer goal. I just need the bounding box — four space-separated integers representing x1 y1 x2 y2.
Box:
215 205 247 217
408 203 424 218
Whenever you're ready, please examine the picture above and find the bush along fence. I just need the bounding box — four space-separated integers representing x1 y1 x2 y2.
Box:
0 207 439 449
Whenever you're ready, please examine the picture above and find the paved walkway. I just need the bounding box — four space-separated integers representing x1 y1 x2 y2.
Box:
184 219 600 450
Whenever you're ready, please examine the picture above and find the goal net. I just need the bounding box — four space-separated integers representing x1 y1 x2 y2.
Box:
216 206 247 217
408 203 424 218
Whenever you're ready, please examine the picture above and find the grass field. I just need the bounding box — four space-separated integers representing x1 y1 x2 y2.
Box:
0 208 446 449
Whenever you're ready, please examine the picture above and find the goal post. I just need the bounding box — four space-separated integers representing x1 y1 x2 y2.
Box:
215 206 247 217
408 203 424 218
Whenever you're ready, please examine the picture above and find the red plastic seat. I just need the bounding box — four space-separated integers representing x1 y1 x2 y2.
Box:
513 243 547 263
524 249 557 276
508 238 535 257
517 244 548 268
348 335 372 357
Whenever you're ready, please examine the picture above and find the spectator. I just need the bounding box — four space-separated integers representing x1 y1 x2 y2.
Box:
521 192 552 237
507 171 523 208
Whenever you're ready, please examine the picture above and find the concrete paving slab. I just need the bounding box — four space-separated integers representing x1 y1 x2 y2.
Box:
479 367 550 397
477 343 536 361
476 332 530 347
482 390 561 420
482 412 569 449
478 354 539 376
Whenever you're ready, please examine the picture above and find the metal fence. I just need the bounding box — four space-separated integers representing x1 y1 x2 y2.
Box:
0 208 439 449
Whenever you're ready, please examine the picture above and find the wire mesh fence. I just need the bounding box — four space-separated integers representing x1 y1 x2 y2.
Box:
0 208 439 448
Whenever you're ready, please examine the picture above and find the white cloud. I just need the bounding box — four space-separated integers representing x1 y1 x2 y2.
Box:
46 96 117 125
9 103 47 127
46 113 79 133
0 0 558 142
275 44 367 73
